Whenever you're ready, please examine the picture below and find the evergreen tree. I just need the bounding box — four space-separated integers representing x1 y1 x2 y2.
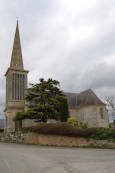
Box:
58 97 69 122
14 78 66 122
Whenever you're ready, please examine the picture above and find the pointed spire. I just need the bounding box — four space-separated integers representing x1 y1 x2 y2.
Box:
10 20 24 70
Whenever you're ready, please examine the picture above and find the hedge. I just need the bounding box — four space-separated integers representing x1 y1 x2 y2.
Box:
88 128 115 140
22 123 115 140
22 123 97 137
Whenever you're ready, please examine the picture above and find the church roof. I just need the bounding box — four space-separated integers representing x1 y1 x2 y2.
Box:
65 89 105 109
10 20 24 70
77 89 104 107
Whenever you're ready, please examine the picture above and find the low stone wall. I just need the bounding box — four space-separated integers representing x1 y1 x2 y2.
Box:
0 132 21 143
18 132 115 147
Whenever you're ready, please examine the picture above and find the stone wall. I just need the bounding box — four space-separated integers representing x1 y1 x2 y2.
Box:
18 132 115 147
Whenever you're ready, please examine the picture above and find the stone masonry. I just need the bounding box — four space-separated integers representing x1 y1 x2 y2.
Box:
4 21 28 132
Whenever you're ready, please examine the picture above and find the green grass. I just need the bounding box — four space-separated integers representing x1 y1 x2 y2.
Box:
35 144 115 149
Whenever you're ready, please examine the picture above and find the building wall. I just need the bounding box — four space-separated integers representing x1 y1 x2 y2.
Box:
5 70 27 132
69 105 109 128
4 111 16 132
21 105 109 129
5 107 25 132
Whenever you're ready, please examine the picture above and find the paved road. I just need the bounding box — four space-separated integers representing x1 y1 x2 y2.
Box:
0 143 115 173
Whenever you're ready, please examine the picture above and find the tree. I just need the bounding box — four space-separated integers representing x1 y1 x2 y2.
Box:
105 95 115 111
105 95 115 122
14 78 66 122
58 97 69 122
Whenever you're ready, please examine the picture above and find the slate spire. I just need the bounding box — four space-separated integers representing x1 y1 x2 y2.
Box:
10 20 24 70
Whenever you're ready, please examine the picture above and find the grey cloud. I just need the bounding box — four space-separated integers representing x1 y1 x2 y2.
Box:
79 62 115 89
0 0 115 118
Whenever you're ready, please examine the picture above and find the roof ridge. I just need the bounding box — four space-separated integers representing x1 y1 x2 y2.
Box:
77 89 104 106
78 88 92 95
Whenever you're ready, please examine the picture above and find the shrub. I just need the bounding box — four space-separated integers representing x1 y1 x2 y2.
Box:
22 123 115 141
88 128 115 140
82 122 88 129
22 122 97 137
67 117 79 128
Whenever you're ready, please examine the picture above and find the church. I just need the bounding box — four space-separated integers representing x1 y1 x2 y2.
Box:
4 22 109 132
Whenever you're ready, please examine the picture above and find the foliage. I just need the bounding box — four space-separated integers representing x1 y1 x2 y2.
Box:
21 123 115 140
67 117 79 128
22 123 97 137
75 145 115 149
105 95 115 111
14 78 65 122
87 128 115 141
13 112 28 121
82 122 88 129
58 97 69 122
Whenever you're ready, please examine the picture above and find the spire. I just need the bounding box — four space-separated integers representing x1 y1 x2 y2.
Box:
10 20 24 70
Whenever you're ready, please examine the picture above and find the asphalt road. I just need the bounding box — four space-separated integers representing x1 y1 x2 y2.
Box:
0 143 115 173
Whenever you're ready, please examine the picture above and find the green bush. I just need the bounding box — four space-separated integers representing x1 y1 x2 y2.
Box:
88 128 115 141
82 122 88 129
67 117 79 128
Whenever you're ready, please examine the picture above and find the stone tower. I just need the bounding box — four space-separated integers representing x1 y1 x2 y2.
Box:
4 21 28 132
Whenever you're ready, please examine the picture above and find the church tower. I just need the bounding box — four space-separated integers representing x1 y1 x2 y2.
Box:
4 21 28 132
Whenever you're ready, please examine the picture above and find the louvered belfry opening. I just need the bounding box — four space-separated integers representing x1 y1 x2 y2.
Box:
5 20 28 104
6 73 26 101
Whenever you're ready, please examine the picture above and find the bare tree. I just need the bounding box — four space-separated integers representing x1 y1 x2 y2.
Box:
105 95 115 111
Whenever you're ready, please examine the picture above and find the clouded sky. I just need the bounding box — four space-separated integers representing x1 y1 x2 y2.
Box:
0 0 115 119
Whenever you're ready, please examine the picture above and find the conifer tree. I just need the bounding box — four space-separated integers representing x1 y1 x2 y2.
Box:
14 78 66 122
58 97 69 122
